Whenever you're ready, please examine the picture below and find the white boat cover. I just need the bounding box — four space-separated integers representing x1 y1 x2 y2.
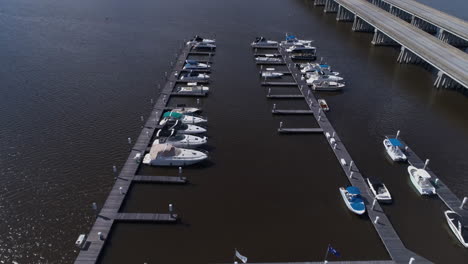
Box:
148 144 180 159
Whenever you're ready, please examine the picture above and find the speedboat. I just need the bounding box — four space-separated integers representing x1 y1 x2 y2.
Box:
160 119 206 134
255 57 282 63
251 37 278 48
306 73 343 83
339 186 366 215
187 35 216 44
169 104 201 115
383 138 407 162
183 60 210 70
175 83 209 95
142 143 207 166
300 64 340 76
261 71 284 78
311 81 345 91
179 72 210 81
407 166 436 195
154 129 207 148
366 177 392 203
286 44 316 53
444 210 468 248
318 99 329 111
281 34 314 45
192 42 216 50
160 112 206 125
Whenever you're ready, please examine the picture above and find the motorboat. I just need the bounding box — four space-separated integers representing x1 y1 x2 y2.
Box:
255 56 283 63
260 71 284 78
281 34 314 45
179 72 210 81
169 104 201 115
311 81 345 91
383 138 407 162
339 186 366 215
160 112 206 125
285 45 317 60
160 119 206 134
407 166 436 195
366 177 392 203
300 63 340 76
187 35 216 44
318 99 329 111
305 73 343 82
175 83 209 95
183 60 210 70
154 129 207 148
251 37 278 48
444 210 468 248
192 42 216 50
142 143 207 166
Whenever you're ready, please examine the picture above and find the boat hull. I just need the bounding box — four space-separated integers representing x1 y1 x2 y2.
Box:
445 211 468 248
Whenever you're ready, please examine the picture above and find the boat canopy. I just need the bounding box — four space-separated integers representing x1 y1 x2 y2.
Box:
148 143 178 159
389 138 403 147
346 186 361 195
286 35 297 40
163 112 183 119
415 169 432 179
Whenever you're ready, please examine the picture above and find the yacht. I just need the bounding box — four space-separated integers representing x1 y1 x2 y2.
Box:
160 112 206 125
339 186 366 215
251 37 278 48
192 42 216 50
286 45 317 60
260 71 284 78
142 143 207 166
305 73 343 82
169 104 201 115
444 210 468 248
160 119 206 134
183 60 210 70
407 166 436 195
383 138 407 161
318 99 329 111
300 63 340 76
281 34 314 45
179 72 210 81
175 84 209 95
187 35 216 44
365 177 392 203
154 129 207 148
311 81 345 91
255 57 283 63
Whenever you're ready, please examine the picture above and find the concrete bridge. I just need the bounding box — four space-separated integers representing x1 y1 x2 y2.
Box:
312 0 468 90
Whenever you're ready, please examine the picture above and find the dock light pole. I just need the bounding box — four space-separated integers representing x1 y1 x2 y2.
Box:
374 216 380 224
423 159 430 170
461 197 468 209
396 130 400 139
372 199 377 211
408 257 415 264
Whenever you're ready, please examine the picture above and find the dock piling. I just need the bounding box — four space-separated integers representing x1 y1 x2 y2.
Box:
349 160 354 172
423 159 430 169
349 171 354 179
98 232 104 240
92 202 98 212
333 143 337 150
374 216 380 224
273 104 276 110
461 197 468 209
197 98 200 105
268 88 271 95
169 203 174 217
128 137 132 145
119 187 124 195
372 199 377 210
409 257 415 264
280 121 283 128
396 130 400 139
140 115 144 122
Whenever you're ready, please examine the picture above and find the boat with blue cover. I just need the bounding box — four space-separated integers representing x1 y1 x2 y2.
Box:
339 186 366 215
383 137 407 161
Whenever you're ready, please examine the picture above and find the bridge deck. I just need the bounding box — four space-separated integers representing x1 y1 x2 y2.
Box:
335 0 468 88
379 0 468 39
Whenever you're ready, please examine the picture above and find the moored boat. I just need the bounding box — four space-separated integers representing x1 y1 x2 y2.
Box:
183 60 210 70
339 186 366 215
175 84 209 95
383 138 407 162
251 37 278 48
407 165 436 195
260 71 284 78
311 81 345 91
142 143 207 166
187 35 216 44
154 129 207 148
179 72 210 81
255 56 283 63
160 112 206 125
366 177 392 203
159 119 206 134
444 210 468 248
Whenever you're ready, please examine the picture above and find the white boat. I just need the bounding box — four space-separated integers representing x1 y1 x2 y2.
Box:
187 35 215 44
160 112 206 125
160 119 207 134
383 138 407 161
142 143 207 166
192 42 216 50
286 44 316 53
306 73 343 83
300 63 339 76
281 34 314 45
311 81 345 91
154 129 207 148
255 57 282 63
407 166 436 195
339 186 366 215
183 60 210 70
176 85 209 95
180 72 210 81
251 37 278 48
318 99 329 111
366 177 392 203
444 210 468 248
169 105 201 114
261 71 284 78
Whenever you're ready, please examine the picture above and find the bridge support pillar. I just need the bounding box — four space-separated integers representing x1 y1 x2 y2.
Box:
336 6 355 22
314 0 326 6
437 29 468 48
411 16 438 34
434 71 462 89
324 0 338 13
397 47 424 64
371 29 398 46
352 16 374 32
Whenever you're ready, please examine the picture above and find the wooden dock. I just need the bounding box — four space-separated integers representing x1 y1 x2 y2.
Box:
74 42 208 264
266 94 304 99
278 128 323 133
272 46 432 263
272 109 315 115
256 61 286 65
261 82 297 86
133 175 187 184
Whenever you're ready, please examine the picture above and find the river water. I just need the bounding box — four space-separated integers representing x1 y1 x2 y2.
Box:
0 0 467 263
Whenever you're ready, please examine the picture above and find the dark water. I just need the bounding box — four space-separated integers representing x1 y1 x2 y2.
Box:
0 0 467 263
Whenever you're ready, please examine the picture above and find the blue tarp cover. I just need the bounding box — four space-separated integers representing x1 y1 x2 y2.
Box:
389 138 403 147
286 35 297 40
346 186 361 195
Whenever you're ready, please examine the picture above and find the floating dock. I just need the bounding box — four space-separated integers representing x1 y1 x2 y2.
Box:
266 94 304 99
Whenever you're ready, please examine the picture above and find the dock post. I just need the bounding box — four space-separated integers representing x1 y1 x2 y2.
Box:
434 178 439 185
280 121 283 128
92 202 98 211
372 199 377 210
169 204 174 218
197 98 200 105
349 171 354 179
423 159 430 170
128 137 132 145
408 257 415 264
460 197 468 209
396 130 400 139
179 167 183 180
374 216 380 224
333 143 337 150
307 90 310 96
119 187 124 195
273 104 276 111
349 160 354 172
165 72 168 79
98 232 104 240
146 131 150 138
332 132 335 138
268 88 271 96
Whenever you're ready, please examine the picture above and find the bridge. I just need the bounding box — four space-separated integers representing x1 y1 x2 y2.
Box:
312 0 468 90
